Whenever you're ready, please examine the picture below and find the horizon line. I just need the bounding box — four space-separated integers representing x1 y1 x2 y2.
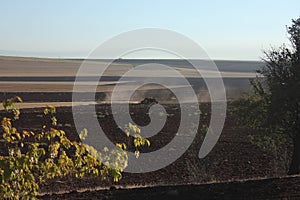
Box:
0 55 262 62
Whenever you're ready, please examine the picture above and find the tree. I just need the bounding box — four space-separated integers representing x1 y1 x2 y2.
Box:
233 18 300 175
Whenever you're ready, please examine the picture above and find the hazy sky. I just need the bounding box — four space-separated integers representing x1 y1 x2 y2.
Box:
0 0 299 60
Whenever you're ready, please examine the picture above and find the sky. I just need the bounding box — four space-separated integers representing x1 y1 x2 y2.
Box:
0 0 299 60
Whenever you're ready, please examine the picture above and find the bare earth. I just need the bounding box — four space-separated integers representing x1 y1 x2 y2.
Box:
1 56 298 199
0 56 259 108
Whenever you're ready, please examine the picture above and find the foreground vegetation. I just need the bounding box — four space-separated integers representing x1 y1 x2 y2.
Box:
0 97 149 199
233 17 300 174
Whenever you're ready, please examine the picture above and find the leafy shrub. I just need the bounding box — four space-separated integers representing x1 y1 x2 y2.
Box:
232 17 300 174
0 97 150 199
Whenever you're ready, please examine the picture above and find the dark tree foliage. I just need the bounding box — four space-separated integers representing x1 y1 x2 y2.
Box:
233 18 300 175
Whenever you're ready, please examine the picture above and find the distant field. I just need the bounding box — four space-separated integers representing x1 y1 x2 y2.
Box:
0 56 262 107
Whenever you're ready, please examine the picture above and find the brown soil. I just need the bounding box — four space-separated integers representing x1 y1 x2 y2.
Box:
0 97 294 199
41 175 300 200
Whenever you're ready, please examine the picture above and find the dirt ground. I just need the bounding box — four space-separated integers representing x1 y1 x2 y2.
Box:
0 100 294 199
41 175 300 200
1 56 295 199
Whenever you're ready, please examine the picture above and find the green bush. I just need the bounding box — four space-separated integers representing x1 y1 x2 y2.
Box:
232 17 300 174
0 97 150 199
